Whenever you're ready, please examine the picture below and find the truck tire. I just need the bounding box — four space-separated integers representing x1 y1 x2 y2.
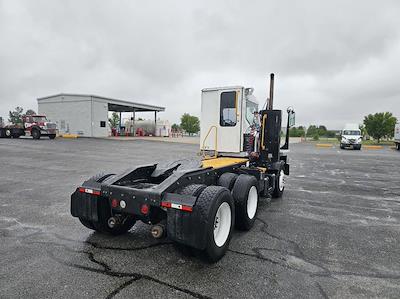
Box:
92 196 136 235
397 143 400 150
178 184 207 197
196 186 234 262
49 134 56 139
5 129 12 138
272 165 285 198
231 174 259 230
218 173 238 190
340 143 345 149
32 129 41 139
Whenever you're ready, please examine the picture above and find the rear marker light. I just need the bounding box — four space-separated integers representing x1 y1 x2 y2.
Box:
79 187 101 196
161 201 192 212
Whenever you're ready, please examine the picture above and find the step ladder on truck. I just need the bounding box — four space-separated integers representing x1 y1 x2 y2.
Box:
70 73 296 262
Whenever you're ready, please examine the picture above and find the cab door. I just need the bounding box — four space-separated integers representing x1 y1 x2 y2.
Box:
200 87 243 153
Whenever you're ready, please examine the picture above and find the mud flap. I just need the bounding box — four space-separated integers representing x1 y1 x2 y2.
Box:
70 189 99 222
166 207 207 250
283 163 289 175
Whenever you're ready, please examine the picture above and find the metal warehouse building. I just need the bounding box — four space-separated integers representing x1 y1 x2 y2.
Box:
37 94 165 137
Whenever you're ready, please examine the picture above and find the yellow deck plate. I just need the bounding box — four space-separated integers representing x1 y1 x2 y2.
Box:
201 157 248 169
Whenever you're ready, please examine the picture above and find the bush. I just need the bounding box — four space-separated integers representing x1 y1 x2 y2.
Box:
313 134 319 141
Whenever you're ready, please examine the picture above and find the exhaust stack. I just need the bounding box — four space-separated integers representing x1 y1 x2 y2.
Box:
267 73 274 110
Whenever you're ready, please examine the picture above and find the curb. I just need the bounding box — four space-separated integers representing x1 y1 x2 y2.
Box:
60 134 79 138
363 145 383 150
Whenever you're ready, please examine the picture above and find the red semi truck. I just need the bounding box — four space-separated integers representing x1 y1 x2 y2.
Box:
0 114 57 139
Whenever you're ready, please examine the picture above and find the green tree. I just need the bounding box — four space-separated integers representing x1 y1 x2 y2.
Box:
325 130 336 138
25 109 36 116
109 112 120 129
171 123 181 132
306 125 318 137
180 113 200 136
359 124 367 137
318 125 327 136
289 126 306 137
363 112 397 143
8 106 24 125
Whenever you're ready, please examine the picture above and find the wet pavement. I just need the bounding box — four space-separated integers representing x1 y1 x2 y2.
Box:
1 138 399 298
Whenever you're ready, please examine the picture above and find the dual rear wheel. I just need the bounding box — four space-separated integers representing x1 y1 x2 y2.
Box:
177 178 259 262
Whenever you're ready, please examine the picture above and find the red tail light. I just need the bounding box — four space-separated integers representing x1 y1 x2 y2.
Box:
140 204 149 215
111 199 119 208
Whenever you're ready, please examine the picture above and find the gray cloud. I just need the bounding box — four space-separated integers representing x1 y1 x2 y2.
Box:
1 0 399 128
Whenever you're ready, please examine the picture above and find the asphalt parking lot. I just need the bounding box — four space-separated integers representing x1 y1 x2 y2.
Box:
1 138 399 298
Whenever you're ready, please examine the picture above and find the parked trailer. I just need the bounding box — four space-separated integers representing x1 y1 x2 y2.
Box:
0 115 57 139
395 123 400 150
71 74 295 262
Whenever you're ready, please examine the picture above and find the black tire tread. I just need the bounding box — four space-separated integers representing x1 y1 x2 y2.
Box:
32 129 41 139
232 174 259 230
178 184 207 197
272 164 285 198
218 173 238 190
196 186 234 262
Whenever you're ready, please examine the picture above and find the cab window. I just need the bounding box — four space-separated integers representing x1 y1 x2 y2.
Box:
220 91 237 127
245 100 258 124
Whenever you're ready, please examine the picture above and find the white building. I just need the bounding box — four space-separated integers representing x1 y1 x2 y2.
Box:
37 93 165 137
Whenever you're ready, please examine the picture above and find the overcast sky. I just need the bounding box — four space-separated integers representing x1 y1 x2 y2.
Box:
1 0 399 129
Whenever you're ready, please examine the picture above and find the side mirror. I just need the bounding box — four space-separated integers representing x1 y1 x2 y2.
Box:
287 107 295 128
281 107 295 150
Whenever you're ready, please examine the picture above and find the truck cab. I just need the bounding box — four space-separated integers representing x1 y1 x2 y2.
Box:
200 86 259 155
22 115 57 139
340 124 362 150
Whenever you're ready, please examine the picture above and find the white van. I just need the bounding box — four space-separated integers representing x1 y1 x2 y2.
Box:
340 124 362 150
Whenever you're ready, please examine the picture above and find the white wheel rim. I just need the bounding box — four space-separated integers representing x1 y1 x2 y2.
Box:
213 202 231 247
6 130 11 136
247 186 258 219
279 170 285 192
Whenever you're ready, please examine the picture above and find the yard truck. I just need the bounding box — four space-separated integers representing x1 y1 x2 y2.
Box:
0 114 57 139
395 122 400 150
71 74 295 262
